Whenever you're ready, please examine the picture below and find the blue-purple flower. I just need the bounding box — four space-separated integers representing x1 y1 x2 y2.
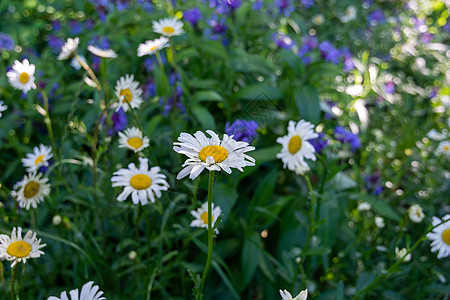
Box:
184 8 202 26
385 81 395 94
225 119 259 143
0 33 14 51
364 171 383 195
334 126 361 151
273 33 295 49
368 9 385 25
309 132 328 153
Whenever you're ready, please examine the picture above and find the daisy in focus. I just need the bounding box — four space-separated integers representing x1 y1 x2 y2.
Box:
277 120 319 171
0 100 7 118
427 214 450 259
87 45 117 58
48 281 106 300
190 201 222 234
152 17 184 37
118 127 150 153
58 37 79 60
21 144 53 172
173 130 255 180
437 140 450 157
408 204 425 223
137 37 169 57
6 59 37 92
114 74 144 112
11 172 51 210
0 227 46 267
279 289 308 300
111 158 169 205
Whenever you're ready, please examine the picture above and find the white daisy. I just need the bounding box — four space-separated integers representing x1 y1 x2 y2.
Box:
137 37 170 57
114 74 144 112
312 14 325 25
48 281 106 300
21 144 53 172
152 17 184 37
375 216 385 228
427 214 450 259
0 100 7 118
71 55 86 70
279 289 308 300
276 120 319 172
190 201 222 234
111 157 169 205
11 172 51 210
118 127 150 153
395 247 411 262
408 204 425 223
437 140 450 157
87 45 117 58
58 37 79 60
6 59 37 92
339 6 357 23
0 227 46 267
173 130 255 180
295 160 310 176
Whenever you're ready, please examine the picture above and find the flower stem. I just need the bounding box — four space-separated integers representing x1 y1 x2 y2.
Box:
10 264 20 300
198 171 215 295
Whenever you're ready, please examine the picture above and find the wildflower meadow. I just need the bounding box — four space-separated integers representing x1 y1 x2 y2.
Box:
1 0 450 299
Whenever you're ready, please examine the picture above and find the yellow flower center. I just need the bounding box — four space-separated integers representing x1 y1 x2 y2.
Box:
201 212 213 225
199 145 228 163
150 45 158 51
19 72 29 84
288 135 302 154
35 155 45 165
7 241 32 258
120 88 133 103
442 228 450 246
130 174 152 190
128 137 143 149
162 26 175 34
24 181 40 199
444 145 450 151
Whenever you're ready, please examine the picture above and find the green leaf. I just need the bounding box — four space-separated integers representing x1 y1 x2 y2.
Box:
235 84 283 101
362 195 402 222
191 105 216 131
294 86 320 123
303 246 331 256
200 40 228 60
241 233 261 289
212 261 240 300
193 90 223 102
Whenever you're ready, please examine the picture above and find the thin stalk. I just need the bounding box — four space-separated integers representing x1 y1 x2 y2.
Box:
75 54 101 92
10 264 19 300
315 154 328 220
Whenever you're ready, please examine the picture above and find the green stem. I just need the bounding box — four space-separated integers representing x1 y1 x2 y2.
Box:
315 154 328 220
10 264 19 300
198 171 215 295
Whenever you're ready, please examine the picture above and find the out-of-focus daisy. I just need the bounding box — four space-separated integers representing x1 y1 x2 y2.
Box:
375 216 385 228
312 14 324 25
11 172 51 210
173 130 255 180
0 100 7 118
294 160 310 176
427 129 446 141
152 17 184 37
279 289 308 300
0 227 46 267
427 214 450 259
357 202 371 211
114 74 143 112
6 59 37 92
190 201 222 234
48 281 106 300
395 247 411 262
71 54 86 70
118 127 150 153
408 204 425 223
87 45 117 58
437 141 450 157
277 120 318 171
137 37 169 57
21 144 53 172
339 6 357 23
111 157 169 205
58 37 79 60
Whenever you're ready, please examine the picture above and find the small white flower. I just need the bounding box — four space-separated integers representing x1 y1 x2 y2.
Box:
11 172 51 210
6 59 37 92
173 130 255 180
47 281 106 300
375 216 385 228
21 144 53 172
114 74 144 112
408 204 425 223
71 54 86 70
152 17 184 37
437 140 450 157
357 202 371 211
118 127 150 153
58 37 79 60
52 215 62 226
111 157 169 205
190 201 222 234
279 289 308 300
137 37 169 57
0 227 46 267
339 6 357 23
128 250 137 260
0 100 7 118
427 214 450 259
427 129 446 141
395 247 411 262
87 45 117 58
312 14 324 25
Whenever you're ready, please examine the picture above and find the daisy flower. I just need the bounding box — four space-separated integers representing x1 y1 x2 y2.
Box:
11 172 51 210
190 201 222 234
114 74 144 112
21 144 53 172
118 127 150 153
87 45 117 58
137 37 169 57
395 247 411 262
437 140 450 157
111 157 169 205
0 227 46 267
0 100 7 118
6 59 37 92
276 120 319 171
152 17 184 37
58 37 79 60
427 214 450 259
279 289 308 300
173 130 255 180
294 160 310 176
48 281 106 300
408 204 425 223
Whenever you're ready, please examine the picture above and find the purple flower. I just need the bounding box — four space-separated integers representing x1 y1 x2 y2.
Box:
47 35 65 54
51 20 61 31
137 0 152 12
341 48 355 72
429 87 438 99
273 33 295 49
0 32 14 51
110 108 128 135
226 0 242 10
274 0 294 16
319 41 340 64
420 33 433 44
334 126 361 151
364 171 383 195
209 16 227 34
310 132 328 153
324 100 336 120
253 0 264 10
385 81 395 94
70 20 83 35
368 9 385 25
184 8 202 26
301 0 314 8
225 119 259 143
